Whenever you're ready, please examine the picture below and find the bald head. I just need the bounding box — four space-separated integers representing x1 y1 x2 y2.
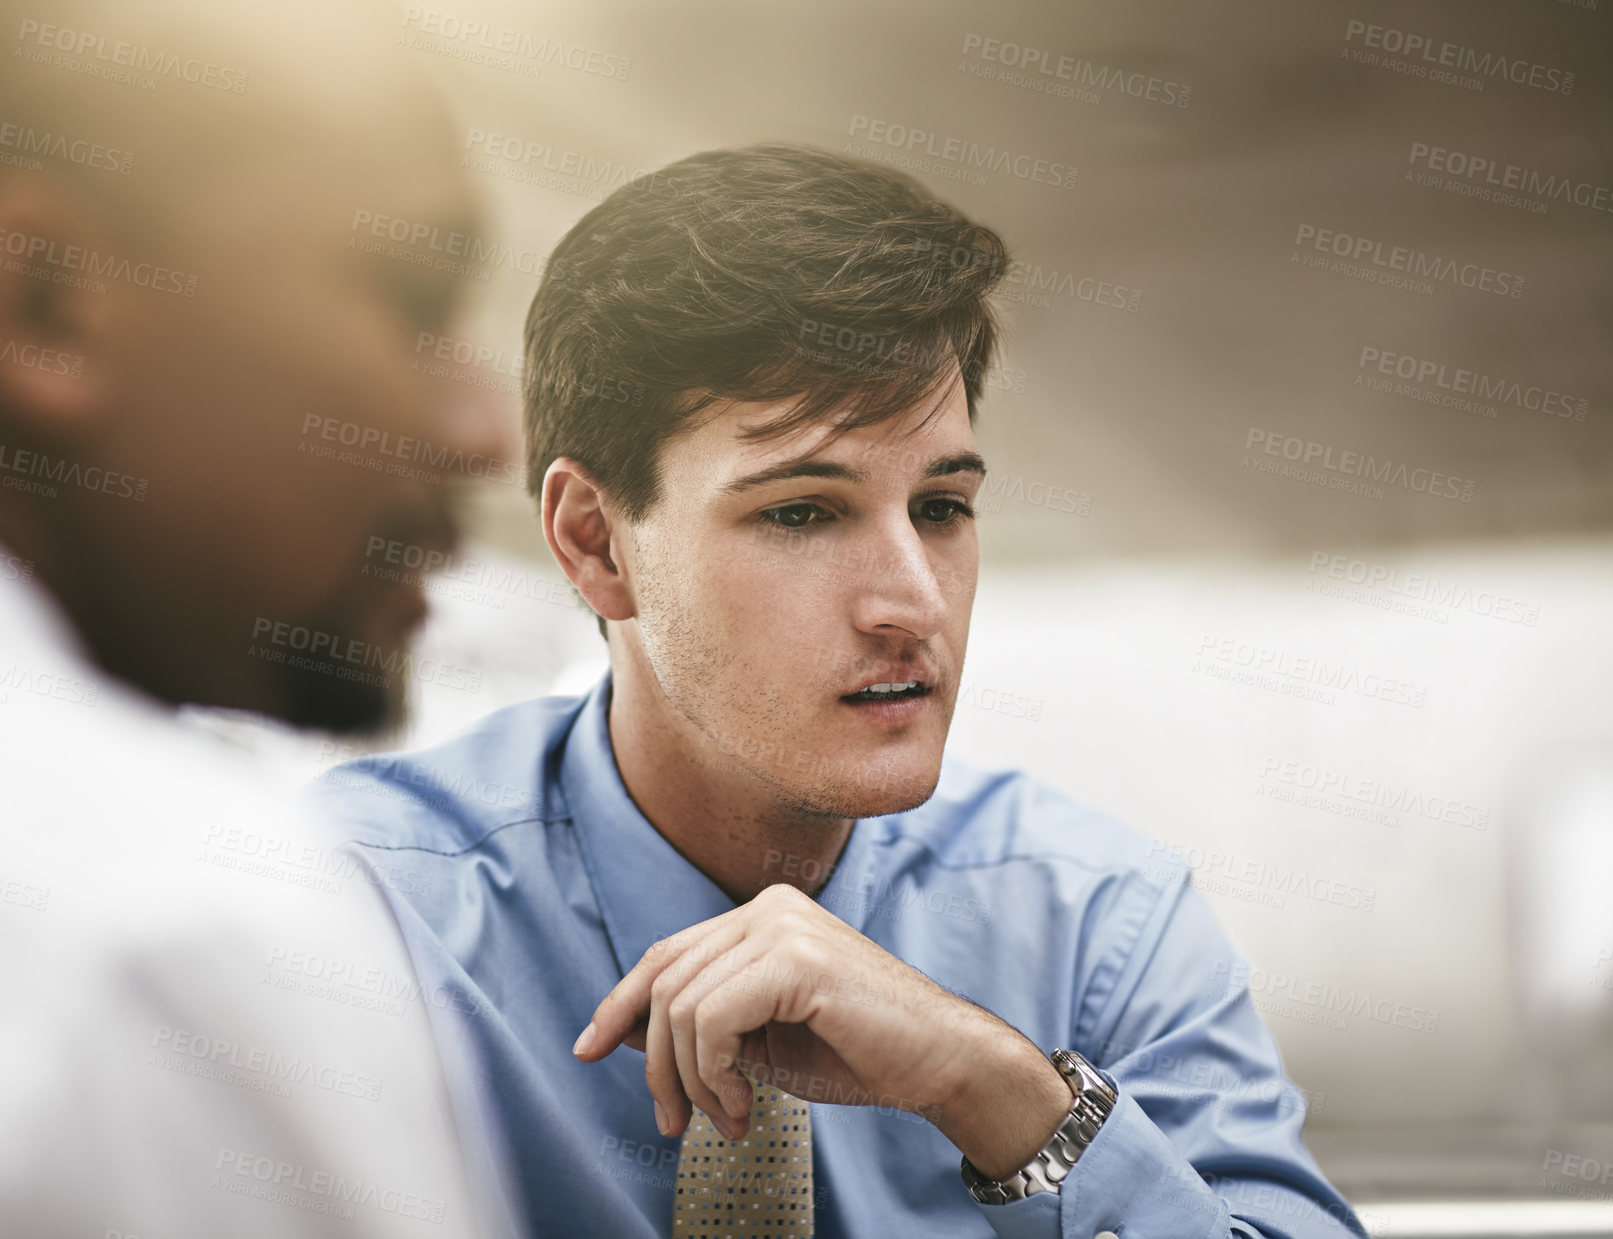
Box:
0 0 470 245
0 0 513 731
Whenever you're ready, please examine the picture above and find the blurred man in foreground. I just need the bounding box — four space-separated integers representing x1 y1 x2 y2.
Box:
0 1 516 1233
314 144 1366 1237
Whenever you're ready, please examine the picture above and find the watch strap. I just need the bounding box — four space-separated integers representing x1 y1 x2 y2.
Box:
960 1048 1117 1205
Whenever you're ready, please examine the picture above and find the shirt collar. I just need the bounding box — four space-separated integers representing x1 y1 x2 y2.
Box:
561 664 874 980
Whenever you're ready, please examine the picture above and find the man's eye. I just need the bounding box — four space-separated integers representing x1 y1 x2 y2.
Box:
398 283 454 328
370 268 455 330
758 504 828 530
758 500 975 531
919 499 976 526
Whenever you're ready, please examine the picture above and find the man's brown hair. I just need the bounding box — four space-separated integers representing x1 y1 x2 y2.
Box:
521 142 1010 637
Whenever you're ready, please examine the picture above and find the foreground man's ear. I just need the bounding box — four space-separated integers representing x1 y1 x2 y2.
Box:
0 174 116 435
542 456 637 624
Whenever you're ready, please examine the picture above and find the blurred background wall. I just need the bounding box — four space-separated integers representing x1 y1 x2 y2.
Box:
208 0 1613 1226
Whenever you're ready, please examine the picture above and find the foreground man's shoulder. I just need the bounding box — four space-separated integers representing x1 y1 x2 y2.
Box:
0 700 486 1237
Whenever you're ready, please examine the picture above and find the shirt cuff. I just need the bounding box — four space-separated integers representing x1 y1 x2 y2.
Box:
971 1184 1063 1239
971 1092 1228 1239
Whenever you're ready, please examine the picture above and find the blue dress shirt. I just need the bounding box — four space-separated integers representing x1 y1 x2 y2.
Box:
310 666 1366 1239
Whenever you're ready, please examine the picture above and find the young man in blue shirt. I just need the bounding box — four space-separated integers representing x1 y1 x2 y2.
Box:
313 143 1365 1239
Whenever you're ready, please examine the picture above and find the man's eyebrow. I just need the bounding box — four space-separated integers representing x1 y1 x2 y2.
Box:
717 450 988 496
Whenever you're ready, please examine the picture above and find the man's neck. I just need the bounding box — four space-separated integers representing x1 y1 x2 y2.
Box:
605 666 854 907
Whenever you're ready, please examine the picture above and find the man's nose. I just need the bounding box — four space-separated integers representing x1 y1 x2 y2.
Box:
848 519 953 640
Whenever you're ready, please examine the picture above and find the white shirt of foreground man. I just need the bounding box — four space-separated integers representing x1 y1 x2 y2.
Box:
0 559 511 1239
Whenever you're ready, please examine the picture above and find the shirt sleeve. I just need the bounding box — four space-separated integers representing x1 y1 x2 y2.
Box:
971 873 1369 1239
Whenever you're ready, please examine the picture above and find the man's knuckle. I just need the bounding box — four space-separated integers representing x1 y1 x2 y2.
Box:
692 1003 728 1042
667 992 697 1025
787 937 834 975
762 909 809 943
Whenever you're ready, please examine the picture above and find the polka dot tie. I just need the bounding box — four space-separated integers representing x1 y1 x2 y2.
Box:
671 1079 814 1237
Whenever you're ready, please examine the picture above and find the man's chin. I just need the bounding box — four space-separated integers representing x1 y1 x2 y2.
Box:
791 760 943 821
272 656 410 737
262 595 424 736
847 779 940 820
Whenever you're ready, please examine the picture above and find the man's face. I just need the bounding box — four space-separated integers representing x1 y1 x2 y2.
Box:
84 142 508 729
622 371 982 819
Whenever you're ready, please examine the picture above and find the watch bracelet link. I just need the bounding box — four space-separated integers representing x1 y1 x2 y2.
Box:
960 1048 1118 1206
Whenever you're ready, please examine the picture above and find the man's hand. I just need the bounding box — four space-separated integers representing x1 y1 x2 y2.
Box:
572 884 1072 1179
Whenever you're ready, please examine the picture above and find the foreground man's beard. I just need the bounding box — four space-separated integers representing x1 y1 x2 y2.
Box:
265 597 416 736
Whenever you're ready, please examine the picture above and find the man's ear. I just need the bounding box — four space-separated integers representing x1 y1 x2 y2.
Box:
542 456 637 624
0 174 115 434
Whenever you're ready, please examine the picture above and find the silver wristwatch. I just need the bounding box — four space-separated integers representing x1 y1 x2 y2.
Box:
960 1048 1118 1205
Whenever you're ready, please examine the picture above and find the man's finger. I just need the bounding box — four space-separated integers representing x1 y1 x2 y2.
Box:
576 916 744 1059
691 951 799 1126
644 973 692 1136
669 940 772 1138
620 1018 650 1054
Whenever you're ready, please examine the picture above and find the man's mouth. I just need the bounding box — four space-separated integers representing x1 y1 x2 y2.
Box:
840 680 932 703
